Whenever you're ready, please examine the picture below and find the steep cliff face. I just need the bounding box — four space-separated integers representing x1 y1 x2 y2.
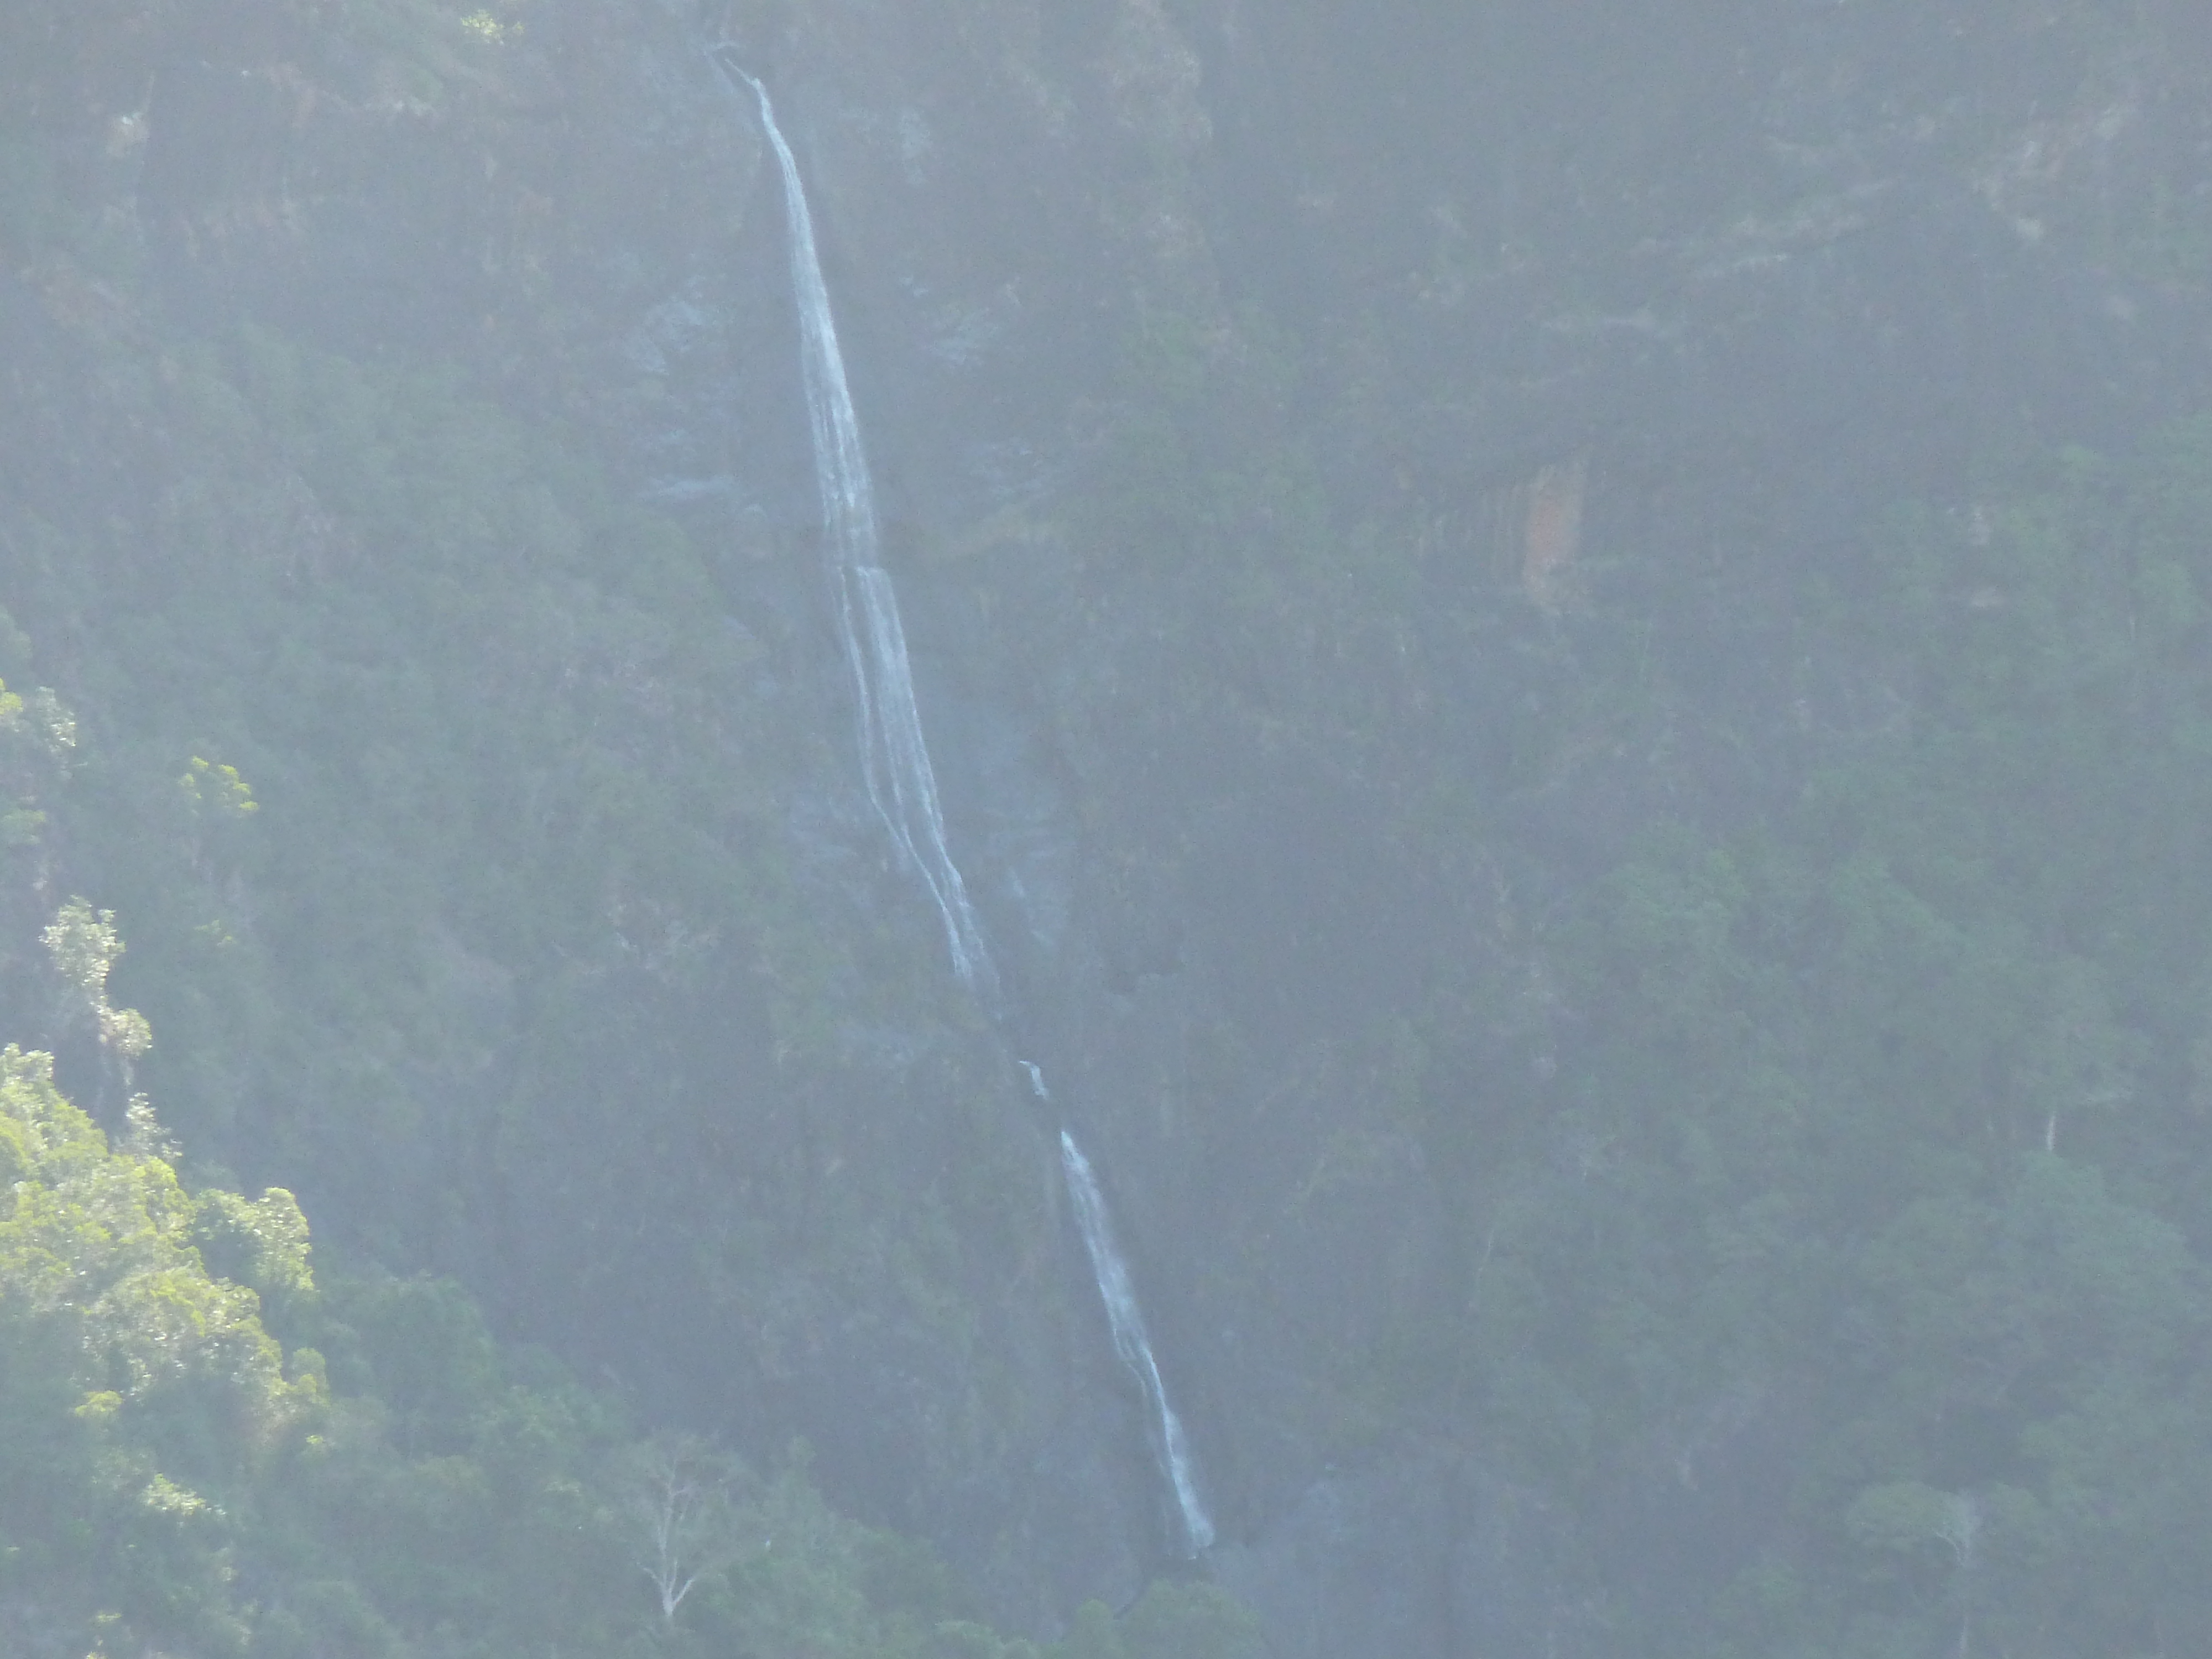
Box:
3 0 1254 1626
7 0 2212 1650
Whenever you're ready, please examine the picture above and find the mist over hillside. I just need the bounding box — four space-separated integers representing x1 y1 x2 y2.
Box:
5 2 2212 1654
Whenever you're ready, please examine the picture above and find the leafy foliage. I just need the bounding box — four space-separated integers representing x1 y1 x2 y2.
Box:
1316 422 2212 1655
0 1042 1173 1658
8 1 2212 1653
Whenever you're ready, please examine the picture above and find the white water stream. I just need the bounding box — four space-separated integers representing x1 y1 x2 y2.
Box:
725 55 1214 1556
724 60 995 1000
1058 1130 1217 1554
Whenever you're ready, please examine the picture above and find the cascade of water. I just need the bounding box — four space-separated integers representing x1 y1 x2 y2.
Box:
719 56 995 1000
1025 1055 1213 1551
1059 1129 1216 1556
727 53 1212 1558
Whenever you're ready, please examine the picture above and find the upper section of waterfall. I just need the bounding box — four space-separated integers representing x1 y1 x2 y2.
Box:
716 52 998 1003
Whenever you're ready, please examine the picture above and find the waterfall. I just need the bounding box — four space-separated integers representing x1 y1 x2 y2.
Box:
726 53 1213 1558
721 58 995 1001
1059 1129 1217 1555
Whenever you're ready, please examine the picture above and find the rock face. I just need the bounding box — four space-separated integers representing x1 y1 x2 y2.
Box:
8 0 2212 1648
1217 1457 1603 1659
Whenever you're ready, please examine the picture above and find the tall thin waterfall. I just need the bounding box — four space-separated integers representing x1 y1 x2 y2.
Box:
728 55 1214 1558
1058 1130 1216 1554
723 60 994 1000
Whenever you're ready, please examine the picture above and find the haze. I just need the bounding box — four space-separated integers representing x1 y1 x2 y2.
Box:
2 3 2209 1655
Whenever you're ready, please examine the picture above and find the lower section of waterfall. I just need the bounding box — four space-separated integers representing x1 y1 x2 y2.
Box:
729 48 1210 1560
1059 1129 1215 1557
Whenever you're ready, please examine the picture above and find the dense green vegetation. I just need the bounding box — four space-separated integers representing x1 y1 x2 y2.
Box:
0 7 1269 1651
1071 299 2212 1651
1396 444 2212 1654
0 1041 1259 1656
7 0 2212 1652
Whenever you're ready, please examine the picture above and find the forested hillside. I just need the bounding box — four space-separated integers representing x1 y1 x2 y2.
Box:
6 0 2212 1654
